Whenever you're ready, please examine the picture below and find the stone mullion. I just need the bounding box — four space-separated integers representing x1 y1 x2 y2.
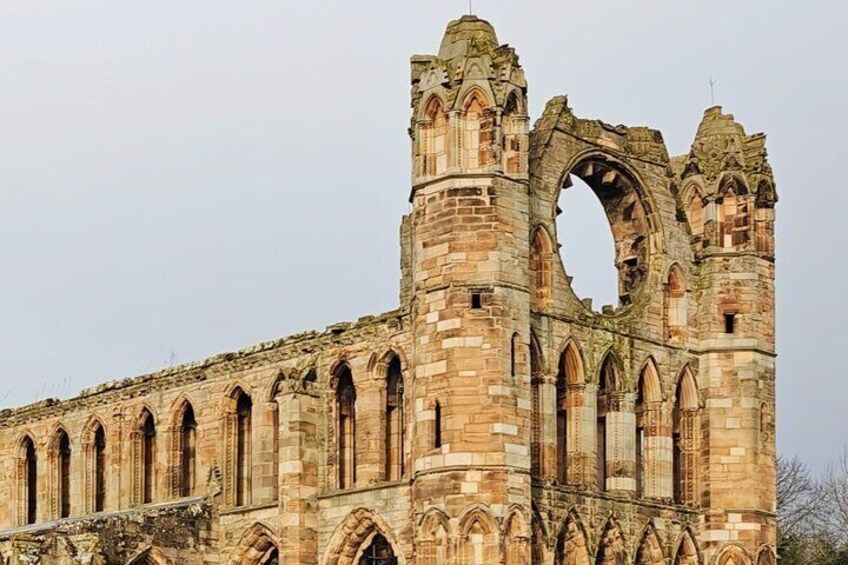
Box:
605 392 636 495
355 379 383 486
681 409 699 505
222 407 237 507
170 426 183 499
47 444 59 521
278 382 320 564
448 110 461 172
82 443 95 515
129 430 142 507
16 457 27 526
567 383 596 487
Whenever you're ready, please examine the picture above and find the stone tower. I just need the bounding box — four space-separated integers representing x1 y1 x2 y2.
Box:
0 14 777 565
405 15 534 558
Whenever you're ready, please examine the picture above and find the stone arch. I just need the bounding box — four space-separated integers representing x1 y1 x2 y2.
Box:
554 153 662 310
459 87 494 170
170 396 198 499
504 507 531 565
457 505 498 565
48 426 72 519
222 386 253 507
323 507 404 565
665 264 689 343
682 183 705 241
636 358 665 499
133 407 158 506
554 339 585 485
419 94 449 177
381 350 406 481
595 518 627 565
81 416 108 514
756 180 776 208
715 544 752 565
634 523 664 565
229 522 280 565
16 432 38 525
672 528 701 565
560 339 586 386
126 546 171 565
418 508 451 565
531 225 554 308
597 351 621 391
331 361 357 490
554 510 591 565
531 509 549 565
755 547 775 565
673 366 700 504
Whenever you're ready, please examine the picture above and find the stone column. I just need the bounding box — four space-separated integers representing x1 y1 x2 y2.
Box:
252 400 279 505
605 392 636 494
567 383 597 487
278 379 320 564
110 409 123 512
641 401 672 500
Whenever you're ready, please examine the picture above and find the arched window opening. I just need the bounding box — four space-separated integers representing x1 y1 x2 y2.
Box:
557 162 651 312
665 266 688 342
502 92 525 174
385 357 404 481
636 360 662 499
422 97 448 177
687 189 705 244
557 175 620 311
336 366 357 489
94 425 106 512
141 410 156 504
261 548 279 565
180 403 198 497
22 436 37 525
459 514 497 565
555 353 569 484
434 402 442 449
674 368 699 505
597 355 617 492
530 228 553 308
719 180 751 250
56 430 71 518
530 335 544 475
462 92 493 170
359 534 397 565
235 392 253 506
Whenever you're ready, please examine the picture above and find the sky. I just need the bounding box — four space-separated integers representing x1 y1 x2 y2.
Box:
0 0 845 468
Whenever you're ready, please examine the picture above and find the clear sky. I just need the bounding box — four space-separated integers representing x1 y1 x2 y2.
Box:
1 1 845 468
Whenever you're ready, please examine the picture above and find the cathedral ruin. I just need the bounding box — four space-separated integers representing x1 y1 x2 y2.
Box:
0 15 778 565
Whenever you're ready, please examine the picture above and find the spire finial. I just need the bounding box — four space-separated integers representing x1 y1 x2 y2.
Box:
709 76 719 106
469 0 473 15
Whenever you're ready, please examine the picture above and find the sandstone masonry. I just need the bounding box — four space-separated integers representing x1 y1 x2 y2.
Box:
0 16 778 565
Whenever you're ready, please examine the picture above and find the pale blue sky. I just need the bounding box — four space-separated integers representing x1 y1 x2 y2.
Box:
1 1 845 467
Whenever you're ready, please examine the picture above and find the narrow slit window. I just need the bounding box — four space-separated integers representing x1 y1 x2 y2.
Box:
471 293 482 309
434 402 442 449
724 313 736 334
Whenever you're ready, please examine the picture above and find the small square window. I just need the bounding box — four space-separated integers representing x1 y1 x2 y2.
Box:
471 293 482 309
724 313 736 334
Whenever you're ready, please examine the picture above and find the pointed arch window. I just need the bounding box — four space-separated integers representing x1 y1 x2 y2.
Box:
462 92 493 170
19 436 37 525
360 534 397 565
140 410 157 504
179 402 198 497
385 356 404 481
335 365 357 489
93 424 106 512
234 391 253 506
665 266 688 343
51 429 72 519
597 355 618 492
422 97 448 176
687 188 705 246
502 92 526 174
636 360 662 499
674 368 700 504
530 228 553 308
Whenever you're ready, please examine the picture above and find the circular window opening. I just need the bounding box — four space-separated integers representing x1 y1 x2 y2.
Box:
556 162 649 313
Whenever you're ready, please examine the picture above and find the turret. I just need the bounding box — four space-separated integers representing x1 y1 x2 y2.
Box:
406 16 534 562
